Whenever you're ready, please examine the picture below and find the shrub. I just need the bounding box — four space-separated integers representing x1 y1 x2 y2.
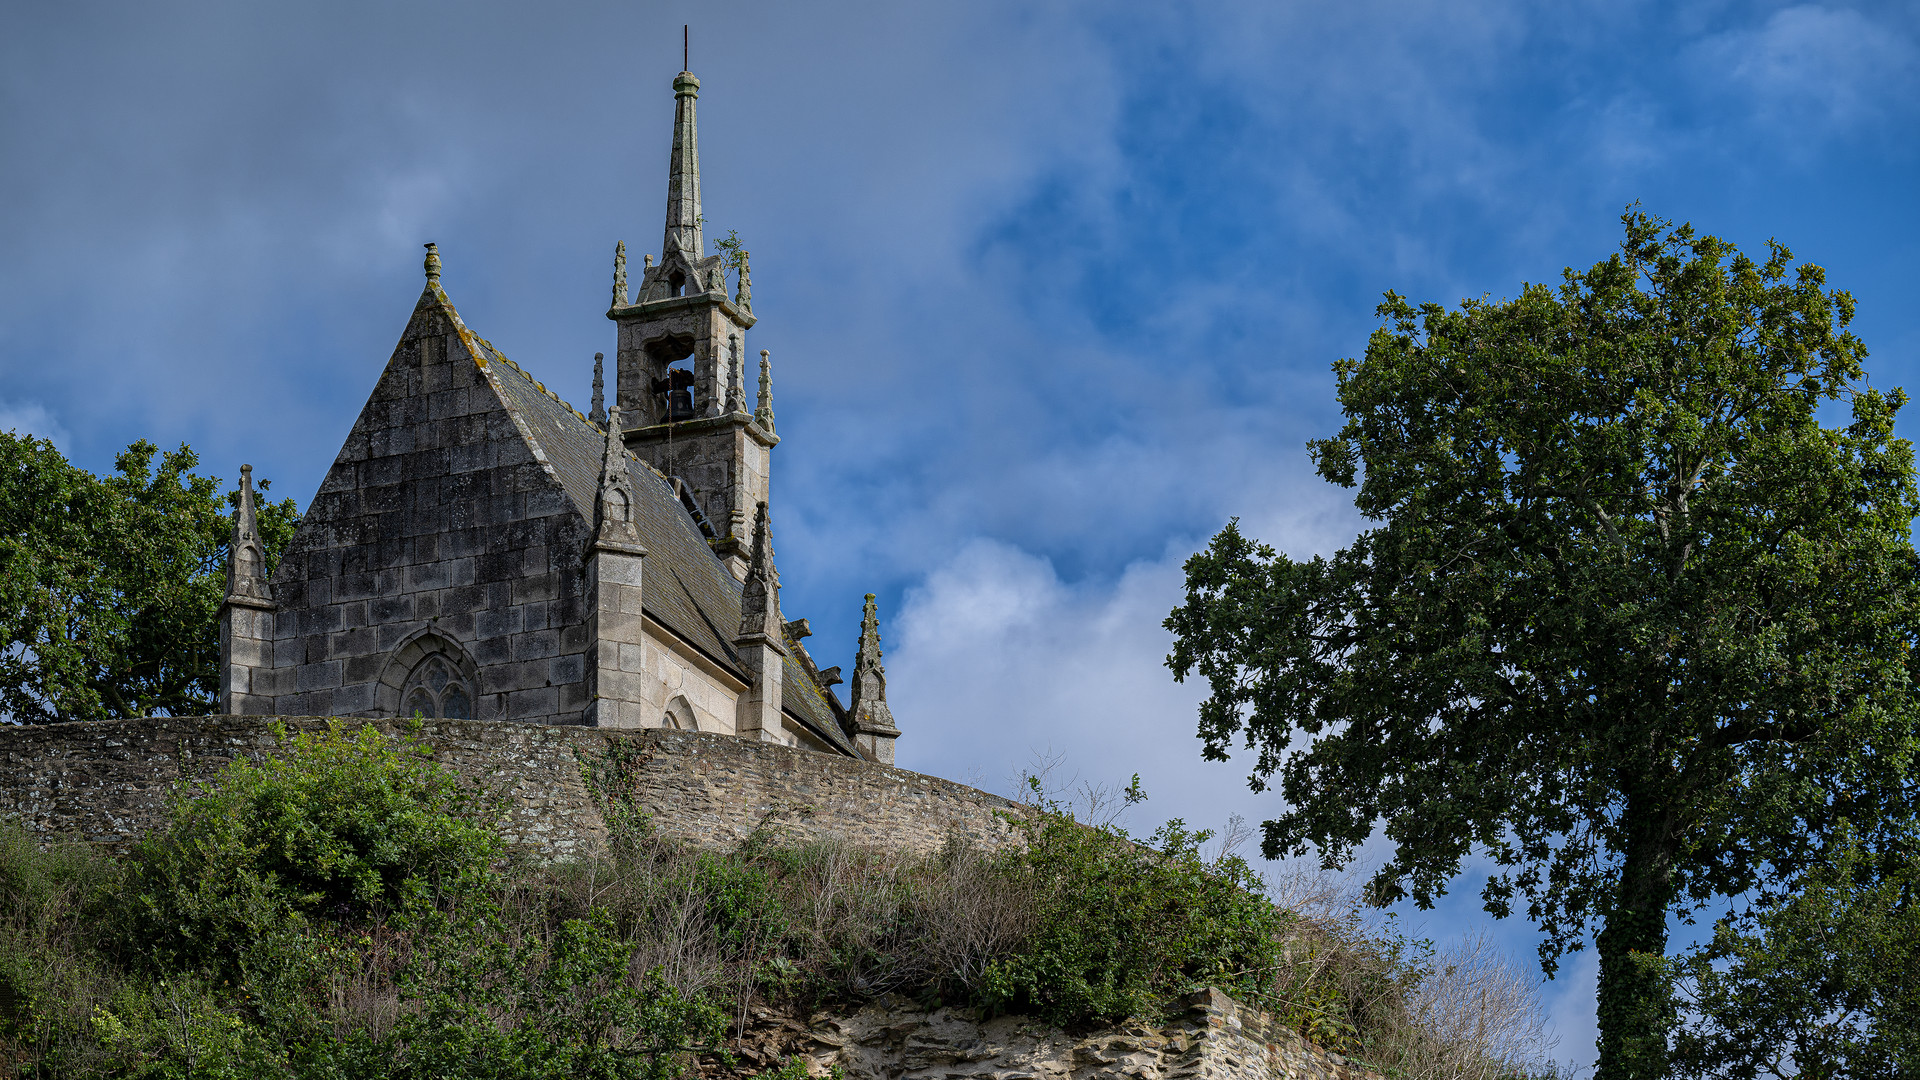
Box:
976 791 1295 1026
0 825 124 1077
118 720 501 974
0 734 1562 1079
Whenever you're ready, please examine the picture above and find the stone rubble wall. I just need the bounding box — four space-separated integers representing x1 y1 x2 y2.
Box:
788 989 1384 1080
0 716 1017 858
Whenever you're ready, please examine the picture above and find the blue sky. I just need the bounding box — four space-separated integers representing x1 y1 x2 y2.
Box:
4 1 1916 1068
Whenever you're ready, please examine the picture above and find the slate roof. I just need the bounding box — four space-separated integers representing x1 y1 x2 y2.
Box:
476 340 859 756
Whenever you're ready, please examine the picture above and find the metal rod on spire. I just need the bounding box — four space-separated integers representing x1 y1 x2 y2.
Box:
683 25 689 71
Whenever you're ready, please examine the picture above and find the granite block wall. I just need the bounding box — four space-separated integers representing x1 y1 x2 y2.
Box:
262 289 596 726
0 716 1016 858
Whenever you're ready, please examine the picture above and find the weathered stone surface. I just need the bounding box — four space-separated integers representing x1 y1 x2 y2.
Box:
753 989 1384 1080
0 717 1014 859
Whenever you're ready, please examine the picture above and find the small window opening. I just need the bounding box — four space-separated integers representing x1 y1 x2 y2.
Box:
668 270 686 297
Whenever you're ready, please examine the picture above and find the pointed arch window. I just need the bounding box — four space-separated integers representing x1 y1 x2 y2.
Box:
399 653 473 720
663 696 697 731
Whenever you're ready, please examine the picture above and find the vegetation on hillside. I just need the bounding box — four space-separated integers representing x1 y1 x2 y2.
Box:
0 433 299 723
1167 209 1920 1078
0 723 1562 1079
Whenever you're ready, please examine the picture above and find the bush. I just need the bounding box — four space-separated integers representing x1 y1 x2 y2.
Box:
977 801 1294 1026
0 825 123 1077
0 733 1560 1079
118 720 502 974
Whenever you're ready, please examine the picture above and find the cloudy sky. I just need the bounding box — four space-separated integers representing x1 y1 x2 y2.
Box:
4 0 1917 1067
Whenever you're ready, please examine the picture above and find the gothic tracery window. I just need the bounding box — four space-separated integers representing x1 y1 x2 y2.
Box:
401 654 472 720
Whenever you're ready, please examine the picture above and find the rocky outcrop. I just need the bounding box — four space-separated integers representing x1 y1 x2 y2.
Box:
724 989 1384 1080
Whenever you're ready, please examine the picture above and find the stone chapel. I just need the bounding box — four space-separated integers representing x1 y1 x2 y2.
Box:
216 65 901 763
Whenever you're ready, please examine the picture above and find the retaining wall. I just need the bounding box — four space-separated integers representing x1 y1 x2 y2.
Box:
0 716 1018 858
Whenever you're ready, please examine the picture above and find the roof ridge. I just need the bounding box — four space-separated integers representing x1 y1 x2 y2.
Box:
425 283 492 373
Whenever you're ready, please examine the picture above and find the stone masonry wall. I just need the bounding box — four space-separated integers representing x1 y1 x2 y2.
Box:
782 988 1385 1080
264 287 596 726
0 716 1016 858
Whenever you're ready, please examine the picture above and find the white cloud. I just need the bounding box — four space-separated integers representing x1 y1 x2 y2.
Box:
885 525 1601 1070
0 401 70 448
1699 5 1918 130
888 537 1229 810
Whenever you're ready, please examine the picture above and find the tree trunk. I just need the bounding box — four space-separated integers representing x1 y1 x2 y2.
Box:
1595 793 1680 1080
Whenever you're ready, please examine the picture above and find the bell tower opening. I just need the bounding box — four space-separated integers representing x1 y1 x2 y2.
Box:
646 334 698 423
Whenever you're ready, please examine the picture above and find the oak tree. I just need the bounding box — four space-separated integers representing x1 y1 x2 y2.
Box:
1166 212 1920 1078
0 434 297 722
1672 831 1920 1079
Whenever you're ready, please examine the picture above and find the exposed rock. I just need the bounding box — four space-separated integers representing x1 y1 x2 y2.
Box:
704 990 1384 1080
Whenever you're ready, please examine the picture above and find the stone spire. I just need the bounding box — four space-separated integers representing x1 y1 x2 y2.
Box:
756 349 776 432
663 69 704 262
735 249 752 312
725 334 747 414
593 407 644 551
737 502 783 643
589 353 607 425
225 464 272 604
612 241 629 307
848 593 900 764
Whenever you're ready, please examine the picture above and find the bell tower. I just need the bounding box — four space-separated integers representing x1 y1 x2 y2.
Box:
610 64 775 580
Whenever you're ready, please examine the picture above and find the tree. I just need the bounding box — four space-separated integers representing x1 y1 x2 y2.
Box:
1671 831 1920 1079
0 434 298 723
1164 211 1920 1078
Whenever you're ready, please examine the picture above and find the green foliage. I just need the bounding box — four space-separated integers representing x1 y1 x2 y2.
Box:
712 229 745 273
580 737 659 846
1672 832 1920 1079
1 726 1551 1077
0 434 298 723
0 826 120 1070
1165 209 1920 1079
976 780 1297 1027
381 906 730 1080
748 1059 840 1080
121 721 502 974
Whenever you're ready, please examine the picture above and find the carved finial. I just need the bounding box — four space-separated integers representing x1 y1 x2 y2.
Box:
612 241 629 307
644 253 653 269
225 463 272 605
756 349 775 432
594 406 643 550
423 242 441 285
735 249 753 312
849 593 899 753
737 502 782 641
589 352 607 425
725 335 747 414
